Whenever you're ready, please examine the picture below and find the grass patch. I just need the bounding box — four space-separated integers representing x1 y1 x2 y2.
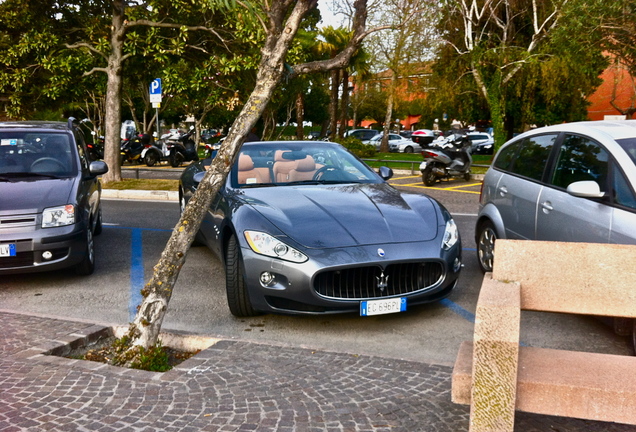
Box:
102 178 179 191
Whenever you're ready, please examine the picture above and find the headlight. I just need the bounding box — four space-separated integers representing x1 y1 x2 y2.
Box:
442 219 459 250
42 205 75 228
244 230 308 263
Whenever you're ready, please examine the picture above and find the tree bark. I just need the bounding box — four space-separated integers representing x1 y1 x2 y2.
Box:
119 0 373 360
101 0 125 183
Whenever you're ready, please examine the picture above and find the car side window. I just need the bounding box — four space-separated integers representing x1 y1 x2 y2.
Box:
613 168 636 209
493 141 519 171
550 134 608 190
509 134 557 181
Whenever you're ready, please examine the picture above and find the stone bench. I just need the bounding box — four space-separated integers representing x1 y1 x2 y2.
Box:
451 240 636 431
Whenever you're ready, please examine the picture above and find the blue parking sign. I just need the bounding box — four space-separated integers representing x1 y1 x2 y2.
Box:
150 78 162 95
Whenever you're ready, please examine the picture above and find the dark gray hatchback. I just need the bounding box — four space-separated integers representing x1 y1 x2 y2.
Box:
0 119 108 275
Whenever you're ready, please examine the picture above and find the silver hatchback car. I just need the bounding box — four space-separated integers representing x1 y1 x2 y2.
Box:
476 120 636 273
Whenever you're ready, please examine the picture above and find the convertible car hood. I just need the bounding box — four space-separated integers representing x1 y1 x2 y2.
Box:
239 183 440 248
0 178 75 213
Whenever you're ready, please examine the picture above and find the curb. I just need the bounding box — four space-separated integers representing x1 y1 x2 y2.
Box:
101 189 179 201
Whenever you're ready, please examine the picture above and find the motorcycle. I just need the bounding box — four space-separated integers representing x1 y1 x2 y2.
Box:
142 139 171 167
419 134 473 186
87 136 104 161
168 126 199 167
120 134 148 165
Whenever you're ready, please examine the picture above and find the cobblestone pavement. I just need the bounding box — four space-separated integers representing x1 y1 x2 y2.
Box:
1 310 634 431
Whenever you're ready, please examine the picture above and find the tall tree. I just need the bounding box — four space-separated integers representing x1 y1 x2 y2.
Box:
365 0 440 151
440 0 570 147
116 0 378 363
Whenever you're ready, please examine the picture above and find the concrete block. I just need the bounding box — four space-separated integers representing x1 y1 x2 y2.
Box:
492 240 636 317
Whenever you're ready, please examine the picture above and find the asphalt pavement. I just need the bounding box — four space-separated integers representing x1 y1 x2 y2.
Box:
3 177 635 431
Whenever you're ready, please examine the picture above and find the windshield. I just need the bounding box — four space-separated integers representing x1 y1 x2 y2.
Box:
230 142 382 188
0 132 76 177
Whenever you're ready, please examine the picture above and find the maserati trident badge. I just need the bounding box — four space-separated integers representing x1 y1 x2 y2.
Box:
376 271 389 292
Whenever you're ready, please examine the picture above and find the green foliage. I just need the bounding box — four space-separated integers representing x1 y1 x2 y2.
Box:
333 136 377 158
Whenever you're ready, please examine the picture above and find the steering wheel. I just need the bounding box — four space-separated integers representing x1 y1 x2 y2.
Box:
312 165 339 181
30 157 67 173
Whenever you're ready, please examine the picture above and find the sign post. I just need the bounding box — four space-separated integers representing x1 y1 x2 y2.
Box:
149 79 162 139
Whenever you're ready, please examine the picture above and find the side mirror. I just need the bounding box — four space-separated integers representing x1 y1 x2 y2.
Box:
378 166 393 181
566 180 605 199
89 160 109 176
193 171 206 184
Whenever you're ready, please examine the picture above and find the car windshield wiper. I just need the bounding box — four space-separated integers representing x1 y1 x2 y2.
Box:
0 172 62 181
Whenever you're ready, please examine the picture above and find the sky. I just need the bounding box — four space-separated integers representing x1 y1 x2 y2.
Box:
317 0 345 28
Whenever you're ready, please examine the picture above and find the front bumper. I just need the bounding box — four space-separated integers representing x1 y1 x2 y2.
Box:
240 239 462 315
0 220 89 274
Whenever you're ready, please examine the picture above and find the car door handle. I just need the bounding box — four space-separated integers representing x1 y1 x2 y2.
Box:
498 186 508 197
541 201 553 213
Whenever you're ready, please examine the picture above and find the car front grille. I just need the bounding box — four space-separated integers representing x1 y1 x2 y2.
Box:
314 262 445 300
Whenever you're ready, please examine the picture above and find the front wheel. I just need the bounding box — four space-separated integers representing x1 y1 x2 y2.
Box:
145 151 159 167
170 152 184 167
404 146 414 153
225 234 259 317
476 220 497 273
422 166 437 186
75 228 95 275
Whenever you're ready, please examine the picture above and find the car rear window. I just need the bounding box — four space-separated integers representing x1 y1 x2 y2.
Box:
508 134 557 181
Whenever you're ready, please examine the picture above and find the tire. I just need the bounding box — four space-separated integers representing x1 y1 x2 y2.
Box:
75 228 95 275
225 234 258 317
94 208 103 236
464 172 471 181
170 153 184 167
404 146 413 153
145 152 159 167
632 320 636 355
476 220 497 273
422 166 437 186
120 154 126 166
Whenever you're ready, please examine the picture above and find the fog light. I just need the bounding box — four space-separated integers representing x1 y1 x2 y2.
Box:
42 251 53 260
453 257 462 272
260 272 275 286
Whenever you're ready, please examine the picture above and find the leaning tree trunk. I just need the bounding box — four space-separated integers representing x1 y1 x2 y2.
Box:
102 0 126 183
115 0 361 363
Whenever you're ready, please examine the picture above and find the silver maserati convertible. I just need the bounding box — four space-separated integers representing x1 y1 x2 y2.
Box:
179 141 462 317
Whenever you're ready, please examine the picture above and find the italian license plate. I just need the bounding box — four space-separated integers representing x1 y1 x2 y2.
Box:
0 243 17 257
360 298 407 316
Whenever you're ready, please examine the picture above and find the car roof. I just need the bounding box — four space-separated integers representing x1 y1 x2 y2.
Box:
516 120 636 142
0 121 69 132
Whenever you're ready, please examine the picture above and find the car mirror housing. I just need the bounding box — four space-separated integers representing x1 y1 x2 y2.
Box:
193 171 206 184
566 180 605 199
378 166 393 180
89 161 109 176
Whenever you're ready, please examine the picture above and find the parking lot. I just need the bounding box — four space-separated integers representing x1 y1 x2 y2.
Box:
0 173 632 366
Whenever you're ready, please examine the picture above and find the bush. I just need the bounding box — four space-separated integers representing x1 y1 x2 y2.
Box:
333 136 377 158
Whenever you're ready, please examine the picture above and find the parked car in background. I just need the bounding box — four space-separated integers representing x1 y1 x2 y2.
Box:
466 132 494 155
344 128 379 141
0 119 109 275
366 133 422 153
399 130 414 139
476 120 636 353
476 120 636 273
180 140 462 317
411 129 436 147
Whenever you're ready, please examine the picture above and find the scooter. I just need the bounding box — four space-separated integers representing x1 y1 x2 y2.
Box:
168 127 199 167
419 134 473 186
120 134 148 165
142 139 171 167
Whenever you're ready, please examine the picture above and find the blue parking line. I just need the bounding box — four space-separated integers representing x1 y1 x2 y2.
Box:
128 228 145 321
440 298 475 323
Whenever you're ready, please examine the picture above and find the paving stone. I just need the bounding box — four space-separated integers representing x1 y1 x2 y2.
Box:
1 311 634 431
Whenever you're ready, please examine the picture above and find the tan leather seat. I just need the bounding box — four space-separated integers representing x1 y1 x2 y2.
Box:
287 155 317 182
237 154 270 184
272 150 297 182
